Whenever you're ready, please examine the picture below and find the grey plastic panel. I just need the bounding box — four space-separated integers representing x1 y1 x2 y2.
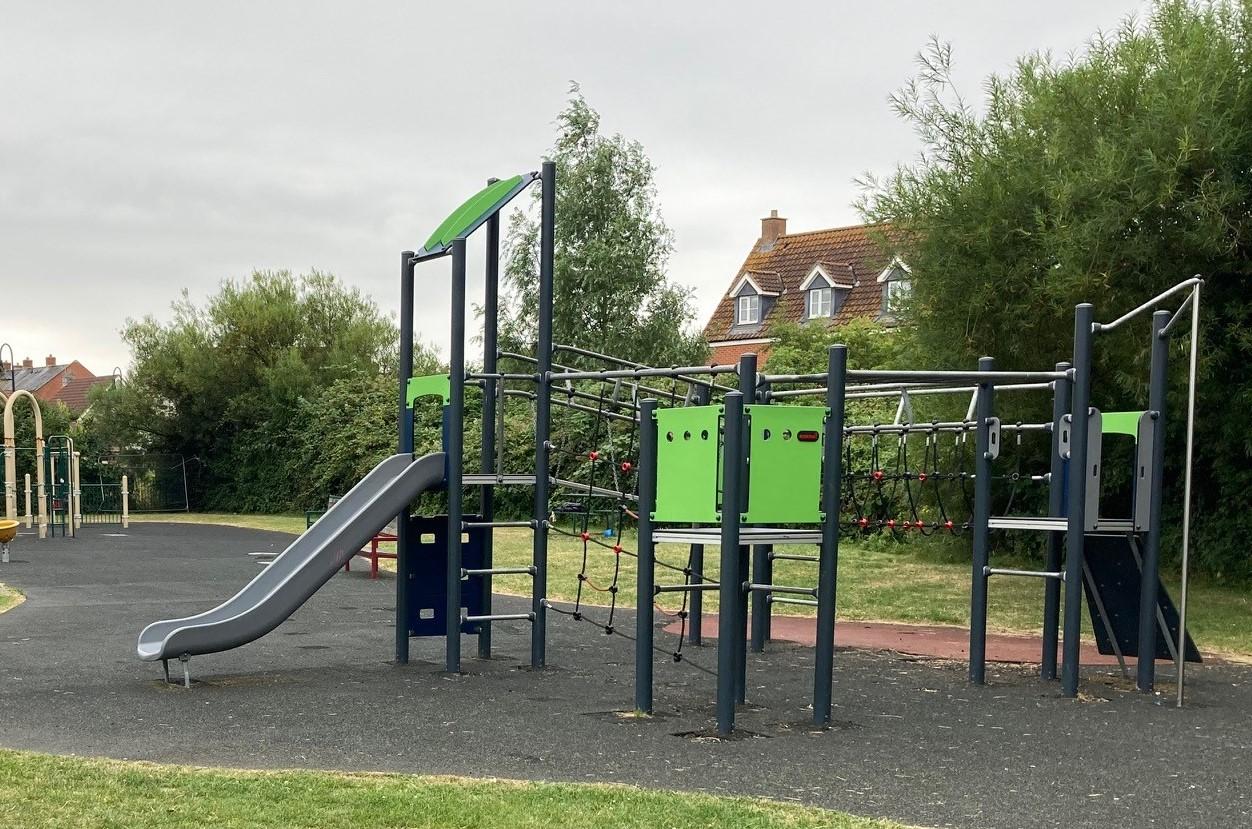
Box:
1134 411 1157 532
136 452 446 662
1086 409 1103 531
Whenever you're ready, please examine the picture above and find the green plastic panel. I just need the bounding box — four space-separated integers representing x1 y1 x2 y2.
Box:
652 405 723 523
418 174 534 258
1101 410 1143 438
743 405 827 524
407 374 450 406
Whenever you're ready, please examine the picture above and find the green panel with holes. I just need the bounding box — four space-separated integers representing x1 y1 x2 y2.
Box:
743 405 827 524
652 405 723 523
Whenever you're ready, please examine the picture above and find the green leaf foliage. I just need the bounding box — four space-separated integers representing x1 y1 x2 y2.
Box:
860 0 1252 579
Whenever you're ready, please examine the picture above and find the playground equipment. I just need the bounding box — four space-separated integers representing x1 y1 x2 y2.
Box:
2 390 47 538
136 161 1204 735
0 518 16 563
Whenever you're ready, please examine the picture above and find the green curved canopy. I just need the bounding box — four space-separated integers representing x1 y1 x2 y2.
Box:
416 173 536 259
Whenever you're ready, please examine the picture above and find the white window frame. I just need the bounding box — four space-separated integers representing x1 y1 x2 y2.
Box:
885 278 911 313
736 294 760 325
807 286 833 319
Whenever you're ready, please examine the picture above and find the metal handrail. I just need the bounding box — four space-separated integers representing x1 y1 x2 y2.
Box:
1094 276 1203 332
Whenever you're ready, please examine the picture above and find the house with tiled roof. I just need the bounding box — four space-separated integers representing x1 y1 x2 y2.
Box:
703 212 910 364
1 355 114 417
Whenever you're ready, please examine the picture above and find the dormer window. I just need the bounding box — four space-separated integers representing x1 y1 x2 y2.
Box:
807 286 832 319
736 294 760 325
876 257 912 321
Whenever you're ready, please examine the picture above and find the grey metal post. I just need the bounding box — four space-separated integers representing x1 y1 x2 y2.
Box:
635 399 659 713
395 250 415 664
445 238 468 673
1041 361 1072 680
1137 310 1170 692
478 180 501 660
1062 304 1095 697
968 356 995 685
735 354 756 703
814 345 847 725
531 160 556 669
717 391 746 736
688 382 711 646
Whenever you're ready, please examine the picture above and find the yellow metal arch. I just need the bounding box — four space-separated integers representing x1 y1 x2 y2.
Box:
3 390 47 537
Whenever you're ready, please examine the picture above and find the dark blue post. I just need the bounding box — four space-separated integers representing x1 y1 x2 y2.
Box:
395 250 415 664
445 238 467 673
814 344 846 725
968 356 994 685
531 160 556 669
1062 304 1095 698
735 354 756 702
750 373 772 654
635 399 659 713
717 391 746 736
478 181 500 660
688 383 711 647
1137 310 1170 692
1041 361 1071 680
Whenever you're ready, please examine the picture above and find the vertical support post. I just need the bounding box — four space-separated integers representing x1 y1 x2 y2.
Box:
479 179 501 661
814 344 847 725
121 475 129 529
1136 311 1170 692
1176 282 1201 709
1041 361 1072 680
23 473 31 528
750 374 773 654
688 383 711 647
72 451 82 530
717 391 745 736
445 238 468 674
395 250 416 664
531 160 556 669
968 356 995 685
634 399 659 714
1062 304 1095 698
735 354 756 703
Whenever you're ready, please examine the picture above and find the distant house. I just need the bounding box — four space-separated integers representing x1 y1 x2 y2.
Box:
703 212 910 364
1 355 114 417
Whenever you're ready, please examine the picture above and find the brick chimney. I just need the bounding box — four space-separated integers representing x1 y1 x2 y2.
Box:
45 354 57 367
22 357 33 369
760 209 787 249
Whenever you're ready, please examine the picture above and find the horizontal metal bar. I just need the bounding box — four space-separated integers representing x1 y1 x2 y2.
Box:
987 516 1136 533
1095 276 1203 332
985 567 1064 580
550 477 638 501
771 381 1053 401
654 582 720 593
746 583 817 597
768 553 818 562
552 343 737 394
463 520 535 529
652 528 822 545
848 369 1068 383
463 566 535 577
463 612 535 623
547 365 737 383
766 596 819 609
466 372 538 382
843 421 973 435
464 473 538 485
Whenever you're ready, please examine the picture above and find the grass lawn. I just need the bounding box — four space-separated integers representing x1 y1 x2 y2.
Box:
0 749 905 829
135 513 1251 657
0 583 22 614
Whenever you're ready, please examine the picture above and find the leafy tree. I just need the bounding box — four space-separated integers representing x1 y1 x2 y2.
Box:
90 271 415 511
502 86 707 368
860 0 1252 578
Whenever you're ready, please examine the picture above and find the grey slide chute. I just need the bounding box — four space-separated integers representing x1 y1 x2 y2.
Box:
137 452 445 663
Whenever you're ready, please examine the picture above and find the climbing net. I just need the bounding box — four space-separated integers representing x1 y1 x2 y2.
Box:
543 375 718 675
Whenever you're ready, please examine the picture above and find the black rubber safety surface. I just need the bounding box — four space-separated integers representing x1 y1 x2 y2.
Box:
0 524 1248 829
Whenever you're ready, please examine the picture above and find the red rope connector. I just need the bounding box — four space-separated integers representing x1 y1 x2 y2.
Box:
917 472 928 483
858 516 870 529
886 518 897 529
872 469 885 482
620 461 632 473
944 520 955 531
914 520 926 530
580 531 591 542
612 544 622 555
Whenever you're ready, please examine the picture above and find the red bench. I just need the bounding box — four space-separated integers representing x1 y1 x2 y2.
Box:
342 533 398 580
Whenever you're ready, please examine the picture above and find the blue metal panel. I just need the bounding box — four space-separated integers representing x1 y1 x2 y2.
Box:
406 514 485 637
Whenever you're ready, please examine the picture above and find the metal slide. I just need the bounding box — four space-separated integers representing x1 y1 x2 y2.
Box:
137 452 445 664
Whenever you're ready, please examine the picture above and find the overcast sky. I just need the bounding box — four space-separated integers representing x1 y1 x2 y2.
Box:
1 1 1149 375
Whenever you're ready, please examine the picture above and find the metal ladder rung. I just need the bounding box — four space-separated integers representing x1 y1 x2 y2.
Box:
463 520 534 529
984 566 1065 580
746 583 817 597
769 553 818 563
653 582 719 594
463 612 535 623
462 566 535 578
767 596 819 607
